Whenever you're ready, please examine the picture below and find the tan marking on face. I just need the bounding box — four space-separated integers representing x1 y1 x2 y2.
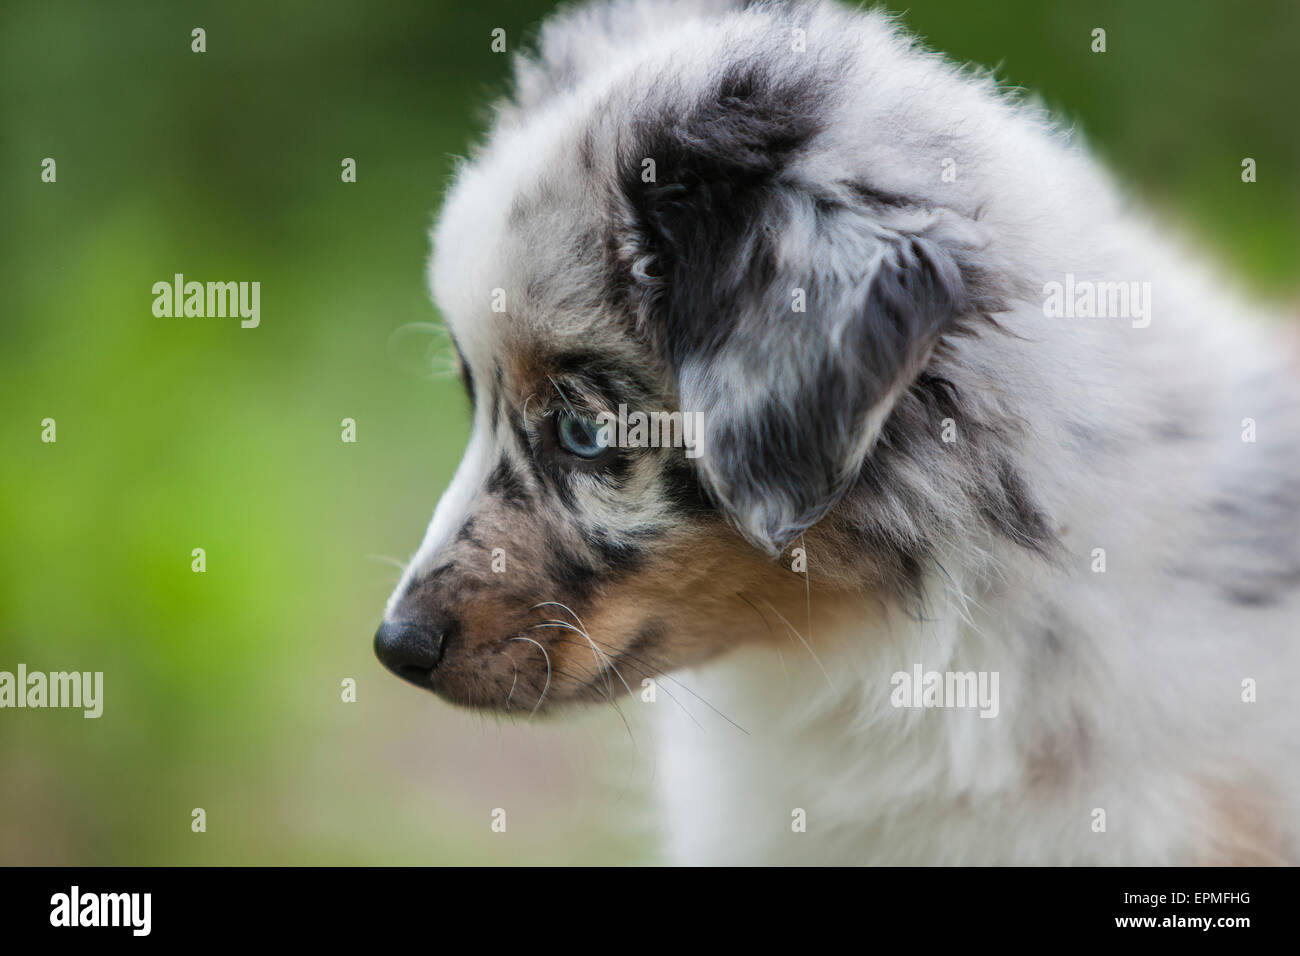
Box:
561 523 870 691
504 340 573 409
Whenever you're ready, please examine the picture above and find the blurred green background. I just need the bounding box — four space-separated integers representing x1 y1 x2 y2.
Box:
1 0 1297 865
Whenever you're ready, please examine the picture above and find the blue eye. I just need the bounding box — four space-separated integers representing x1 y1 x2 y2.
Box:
557 412 606 459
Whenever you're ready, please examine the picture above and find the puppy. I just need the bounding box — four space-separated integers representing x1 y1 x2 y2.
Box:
375 0 1300 864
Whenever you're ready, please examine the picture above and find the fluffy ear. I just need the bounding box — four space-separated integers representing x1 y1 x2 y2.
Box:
619 65 995 555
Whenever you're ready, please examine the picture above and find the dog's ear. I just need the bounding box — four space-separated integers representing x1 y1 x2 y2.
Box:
618 65 996 555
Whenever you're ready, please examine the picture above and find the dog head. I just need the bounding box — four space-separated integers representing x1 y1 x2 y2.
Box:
375 2 1029 712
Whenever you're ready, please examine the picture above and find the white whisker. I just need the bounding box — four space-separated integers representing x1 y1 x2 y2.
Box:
508 636 551 720
758 596 834 691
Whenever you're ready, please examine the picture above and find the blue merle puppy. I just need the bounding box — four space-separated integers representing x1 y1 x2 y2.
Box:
375 0 1300 864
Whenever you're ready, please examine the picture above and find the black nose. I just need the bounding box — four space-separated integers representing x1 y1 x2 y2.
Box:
374 619 447 688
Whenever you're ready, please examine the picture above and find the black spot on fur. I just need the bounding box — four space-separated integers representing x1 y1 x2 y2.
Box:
455 517 481 547
1197 489 1300 608
579 126 597 173
983 458 1056 555
1153 418 1196 442
1221 580 1300 608
453 339 474 410
417 563 454 588
549 351 656 402
845 180 912 209
619 59 828 365
536 444 580 512
486 456 530 508
837 513 928 599
506 410 549 486
616 619 669 672
661 454 713 516
580 525 647 574
914 372 963 422
489 366 504 432
544 546 600 602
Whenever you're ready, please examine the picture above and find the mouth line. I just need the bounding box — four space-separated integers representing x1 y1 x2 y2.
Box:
398 662 438 688
493 628 623 712
401 620 658 710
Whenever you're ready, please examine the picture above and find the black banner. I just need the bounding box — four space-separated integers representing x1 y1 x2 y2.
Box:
0 866 1288 942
